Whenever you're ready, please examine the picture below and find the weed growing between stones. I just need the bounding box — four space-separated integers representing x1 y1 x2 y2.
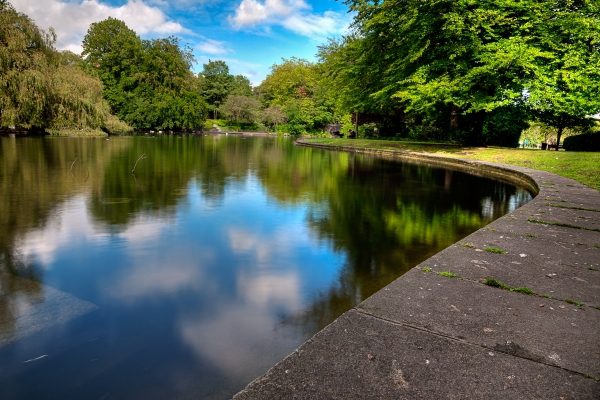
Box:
485 246 507 254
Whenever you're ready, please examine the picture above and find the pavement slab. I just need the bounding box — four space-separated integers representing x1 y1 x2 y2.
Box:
421 240 600 307
359 268 600 378
235 310 599 400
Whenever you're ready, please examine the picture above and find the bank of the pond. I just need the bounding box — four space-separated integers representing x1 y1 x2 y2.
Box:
299 138 600 191
234 140 600 399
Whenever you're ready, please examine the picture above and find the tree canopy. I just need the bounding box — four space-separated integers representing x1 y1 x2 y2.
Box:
82 18 207 131
316 0 600 144
0 1 115 133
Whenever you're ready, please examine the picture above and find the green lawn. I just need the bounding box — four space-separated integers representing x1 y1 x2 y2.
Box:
301 138 600 191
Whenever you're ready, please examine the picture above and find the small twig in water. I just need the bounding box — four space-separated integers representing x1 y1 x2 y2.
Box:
24 354 48 363
69 157 78 172
131 153 147 174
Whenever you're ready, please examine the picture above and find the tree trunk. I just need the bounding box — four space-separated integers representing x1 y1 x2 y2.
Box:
556 126 563 151
469 111 486 146
450 105 459 129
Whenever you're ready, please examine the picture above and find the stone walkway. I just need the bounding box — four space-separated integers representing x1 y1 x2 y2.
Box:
235 146 600 399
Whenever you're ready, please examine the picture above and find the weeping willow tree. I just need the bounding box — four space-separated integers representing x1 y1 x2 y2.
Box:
48 51 110 131
0 0 55 129
0 1 126 134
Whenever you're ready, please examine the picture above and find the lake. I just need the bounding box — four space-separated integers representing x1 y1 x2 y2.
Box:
0 136 531 399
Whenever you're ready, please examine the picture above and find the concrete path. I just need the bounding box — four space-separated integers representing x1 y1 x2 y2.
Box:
235 147 600 399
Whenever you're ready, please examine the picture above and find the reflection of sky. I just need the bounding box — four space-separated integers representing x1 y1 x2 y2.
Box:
4 173 346 397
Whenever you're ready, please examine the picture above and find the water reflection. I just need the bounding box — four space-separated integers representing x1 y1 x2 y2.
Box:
0 136 531 398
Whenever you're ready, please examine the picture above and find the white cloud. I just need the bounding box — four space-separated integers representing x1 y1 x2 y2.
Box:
197 39 231 55
16 195 108 266
230 0 349 39
179 270 302 378
11 0 188 54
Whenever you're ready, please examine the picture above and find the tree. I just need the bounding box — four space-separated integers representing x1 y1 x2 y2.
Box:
230 74 253 96
525 0 600 149
49 51 110 130
258 58 333 133
0 1 55 129
82 17 143 114
339 0 600 144
198 60 234 108
219 95 260 123
0 3 114 133
261 106 287 131
82 18 207 130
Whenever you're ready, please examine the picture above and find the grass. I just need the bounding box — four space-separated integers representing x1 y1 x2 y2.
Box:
482 277 534 295
528 218 600 232
565 299 585 308
300 138 600 191
484 278 589 306
483 277 511 290
437 271 458 278
422 266 432 273
485 246 507 254
47 128 107 137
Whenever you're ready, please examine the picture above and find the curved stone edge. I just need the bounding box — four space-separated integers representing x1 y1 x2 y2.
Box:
234 140 600 399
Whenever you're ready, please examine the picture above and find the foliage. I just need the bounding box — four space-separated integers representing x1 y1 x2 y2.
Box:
261 105 287 131
46 128 106 137
230 75 253 96
82 18 206 131
103 113 134 135
0 1 54 128
0 3 117 133
49 51 110 130
315 0 600 144
525 0 600 147
198 60 235 108
258 58 334 134
219 95 261 123
483 106 529 147
563 132 600 152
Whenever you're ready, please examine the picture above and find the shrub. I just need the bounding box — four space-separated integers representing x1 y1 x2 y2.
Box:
563 132 600 152
103 114 134 135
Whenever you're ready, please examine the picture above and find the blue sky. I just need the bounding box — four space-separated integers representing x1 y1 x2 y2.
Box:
12 0 353 85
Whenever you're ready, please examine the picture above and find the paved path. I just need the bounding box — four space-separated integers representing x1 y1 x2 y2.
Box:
235 144 600 399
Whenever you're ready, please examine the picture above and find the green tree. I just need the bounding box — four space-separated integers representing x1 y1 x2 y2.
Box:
525 0 600 148
230 74 253 96
0 3 116 133
0 1 55 129
261 105 287 131
338 0 600 144
82 17 143 114
219 95 260 123
49 51 110 130
82 18 207 130
198 60 234 108
258 58 333 133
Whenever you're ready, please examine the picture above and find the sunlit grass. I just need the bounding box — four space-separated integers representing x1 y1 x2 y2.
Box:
301 138 600 191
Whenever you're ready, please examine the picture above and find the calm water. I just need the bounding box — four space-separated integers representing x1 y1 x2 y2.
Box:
0 136 531 399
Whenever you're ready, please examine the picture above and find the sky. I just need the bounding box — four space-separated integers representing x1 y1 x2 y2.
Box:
12 0 353 85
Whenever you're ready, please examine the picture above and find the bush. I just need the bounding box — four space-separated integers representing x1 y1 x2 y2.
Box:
563 132 600 152
358 122 379 138
483 106 529 147
103 114 134 135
